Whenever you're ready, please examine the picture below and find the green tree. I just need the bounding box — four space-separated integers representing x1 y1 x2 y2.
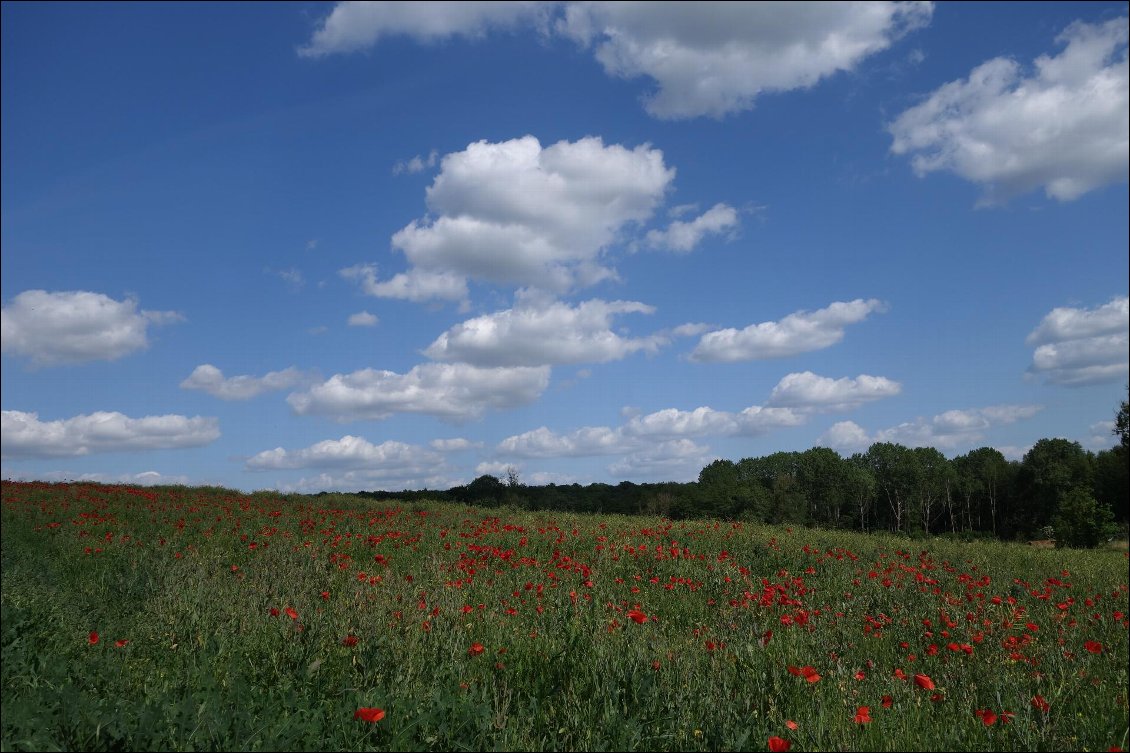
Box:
1052 488 1116 548
1115 383 1129 450
1017 439 1094 536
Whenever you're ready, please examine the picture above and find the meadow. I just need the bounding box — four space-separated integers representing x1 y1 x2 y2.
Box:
1 481 1127 752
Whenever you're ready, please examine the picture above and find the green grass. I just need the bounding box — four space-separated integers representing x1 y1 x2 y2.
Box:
2 481 1127 751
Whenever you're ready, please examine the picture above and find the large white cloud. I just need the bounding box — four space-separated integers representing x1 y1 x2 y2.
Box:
498 425 626 458
1 410 219 458
180 364 314 400
1026 297 1129 386
372 135 674 296
559 1 932 119
766 371 902 410
286 362 550 421
424 298 664 367
246 435 442 472
302 2 933 119
607 439 714 481
818 403 1044 452
690 298 886 362
1 290 183 367
889 16 1129 204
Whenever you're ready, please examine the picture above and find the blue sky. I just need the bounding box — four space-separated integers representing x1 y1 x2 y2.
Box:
2 1 1127 493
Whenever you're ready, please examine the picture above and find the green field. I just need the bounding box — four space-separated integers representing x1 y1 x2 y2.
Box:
2 481 1127 751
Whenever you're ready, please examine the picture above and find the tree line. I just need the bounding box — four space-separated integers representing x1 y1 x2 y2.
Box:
355 390 1129 547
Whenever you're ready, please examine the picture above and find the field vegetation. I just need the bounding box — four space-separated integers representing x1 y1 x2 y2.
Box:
2 481 1127 751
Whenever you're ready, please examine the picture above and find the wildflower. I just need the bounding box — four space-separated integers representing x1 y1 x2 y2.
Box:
285 606 298 620
1085 640 1103 654
628 609 648 624
114 639 129 648
88 631 99 646
342 635 358 647
785 720 798 731
1031 695 1050 713
913 673 935 690
354 707 385 723
269 607 280 617
767 736 791 752
787 665 821 683
881 695 893 709
854 706 872 724
976 709 997 726
469 642 485 656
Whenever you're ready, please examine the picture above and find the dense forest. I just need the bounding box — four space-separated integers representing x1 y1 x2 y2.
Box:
355 390 1130 547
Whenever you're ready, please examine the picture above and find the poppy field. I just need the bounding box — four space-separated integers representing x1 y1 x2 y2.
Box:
1 481 1127 751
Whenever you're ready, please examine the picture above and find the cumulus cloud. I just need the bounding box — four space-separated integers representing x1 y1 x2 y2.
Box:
245 435 442 472
644 203 739 252
766 371 902 410
818 404 1044 452
378 135 674 296
298 1 550 57
340 263 469 305
1 410 219 459
180 364 314 401
287 362 550 421
1 290 183 367
498 425 626 458
690 298 887 362
607 439 714 481
301 2 933 119
425 298 664 367
1 469 192 486
1026 297 1129 386
889 16 1129 204
348 311 379 327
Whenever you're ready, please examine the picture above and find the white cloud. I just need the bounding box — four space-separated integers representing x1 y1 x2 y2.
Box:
180 364 314 401
766 371 902 410
889 17 1129 204
393 149 439 175
1 290 182 367
817 420 873 453
1087 420 1118 449
430 437 481 451
818 404 1044 452
376 135 674 296
277 471 460 494
690 298 886 362
246 435 441 472
302 3 930 119
1 410 219 459
348 310 379 327
607 439 714 480
623 406 739 438
340 263 469 305
287 362 550 421
1026 297 1129 386
644 202 739 252
560 1 932 119
498 425 626 458
298 1 550 57
425 298 663 367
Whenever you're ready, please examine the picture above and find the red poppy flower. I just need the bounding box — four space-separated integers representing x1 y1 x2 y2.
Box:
881 695 893 709
468 642 485 656
628 609 648 624
854 670 866 681
854 706 872 724
354 707 385 723
321 591 330 601
768 736 791 752
787 665 821 683
269 607 280 617
88 631 99 646
342 635 359 647
785 720 798 731
285 606 298 620
894 668 907 681
913 673 935 690
1085 640 1103 654
115 639 129 648
1031 695 1050 713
